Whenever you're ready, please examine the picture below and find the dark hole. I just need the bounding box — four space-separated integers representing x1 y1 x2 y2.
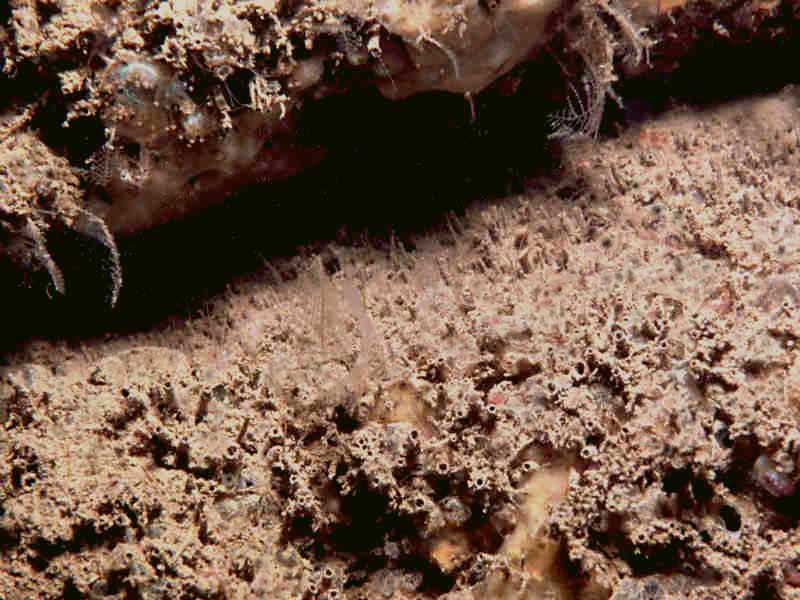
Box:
690 476 714 505
714 424 732 448
61 578 82 600
44 217 121 311
146 22 176 50
586 433 605 447
0 0 12 24
0 526 20 552
10 466 23 489
719 504 741 532
302 424 326 446
226 68 255 107
119 141 141 159
321 252 341 275
751 571 782 600
333 405 359 434
719 434 761 492
36 1 61 27
104 567 133 595
662 467 691 494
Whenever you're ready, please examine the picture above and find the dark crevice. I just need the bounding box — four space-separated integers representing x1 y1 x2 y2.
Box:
29 520 127 572
1 0 13 25
333 404 360 434
719 504 741 532
2 23 800 352
36 1 61 27
622 538 687 577
61 578 83 600
0 525 21 552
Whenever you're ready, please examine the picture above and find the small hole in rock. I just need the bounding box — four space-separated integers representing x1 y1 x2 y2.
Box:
720 504 741 532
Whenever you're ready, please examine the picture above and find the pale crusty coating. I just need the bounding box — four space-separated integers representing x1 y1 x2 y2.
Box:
2 86 800 598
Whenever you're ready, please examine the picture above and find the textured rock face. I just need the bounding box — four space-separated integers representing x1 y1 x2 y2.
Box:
3 8 800 596
3 84 800 599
